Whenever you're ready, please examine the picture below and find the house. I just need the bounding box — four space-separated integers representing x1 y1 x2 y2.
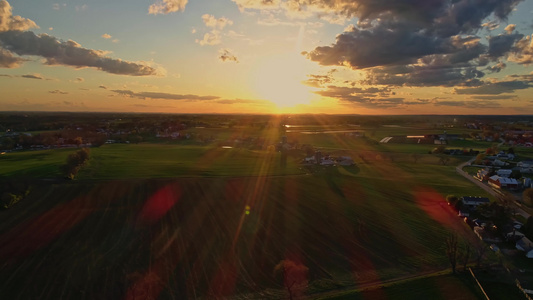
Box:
492 159 509 167
461 196 490 209
336 156 355 166
320 158 335 166
516 237 533 258
496 169 513 177
457 196 490 217
505 229 525 241
488 175 519 189
475 169 491 181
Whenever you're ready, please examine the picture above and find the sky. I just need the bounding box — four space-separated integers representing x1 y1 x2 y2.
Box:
1 0 533 115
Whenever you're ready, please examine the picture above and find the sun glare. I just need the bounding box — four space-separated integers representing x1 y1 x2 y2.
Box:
252 53 315 108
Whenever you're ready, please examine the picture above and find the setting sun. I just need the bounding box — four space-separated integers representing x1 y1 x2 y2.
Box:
252 52 316 108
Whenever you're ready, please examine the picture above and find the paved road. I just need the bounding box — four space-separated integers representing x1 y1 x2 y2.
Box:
455 159 530 219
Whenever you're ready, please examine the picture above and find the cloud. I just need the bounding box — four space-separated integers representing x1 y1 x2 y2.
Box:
218 49 238 63
195 31 221 46
0 47 23 67
21 73 44 79
0 31 159 76
454 80 531 95
505 24 516 34
202 14 233 29
433 100 501 108
99 85 108 89
75 4 88 12
508 34 533 65
469 95 518 100
75 77 84 82
101 33 112 39
216 98 271 105
312 84 413 108
0 0 38 32
482 21 500 31
302 74 334 88
149 0 188 15
111 89 220 101
488 33 523 58
297 0 525 89
487 61 507 73
49 89 68 94
0 73 50 80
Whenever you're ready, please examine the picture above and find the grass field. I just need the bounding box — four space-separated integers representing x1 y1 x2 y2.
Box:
77 144 305 179
319 272 484 300
0 127 520 299
0 174 481 299
0 148 73 179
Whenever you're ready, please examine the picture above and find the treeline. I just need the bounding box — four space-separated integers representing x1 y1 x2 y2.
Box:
63 148 90 179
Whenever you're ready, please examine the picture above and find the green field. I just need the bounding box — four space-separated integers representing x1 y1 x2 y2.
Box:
0 128 521 299
0 173 481 299
0 148 73 179
77 144 305 179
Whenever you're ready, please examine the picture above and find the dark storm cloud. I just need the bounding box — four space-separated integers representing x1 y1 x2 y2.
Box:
0 31 158 76
111 90 220 101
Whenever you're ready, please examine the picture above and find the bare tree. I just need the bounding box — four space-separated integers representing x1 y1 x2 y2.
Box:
274 260 309 300
446 232 458 274
460 242 471 271
473 242 488 267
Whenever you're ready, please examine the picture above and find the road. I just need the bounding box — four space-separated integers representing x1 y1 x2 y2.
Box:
455 158 530 219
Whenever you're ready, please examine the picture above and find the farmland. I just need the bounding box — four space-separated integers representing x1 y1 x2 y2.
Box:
1 114 530 299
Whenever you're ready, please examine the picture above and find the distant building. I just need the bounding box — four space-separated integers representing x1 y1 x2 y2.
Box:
475 169 490 181
496 169 513 178
516 237 533 258
488 175 519 189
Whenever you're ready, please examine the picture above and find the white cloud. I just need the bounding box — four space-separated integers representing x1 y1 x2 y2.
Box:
0 0 38 32
149 0 188 15
195 31 221 46
201 14 233 29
